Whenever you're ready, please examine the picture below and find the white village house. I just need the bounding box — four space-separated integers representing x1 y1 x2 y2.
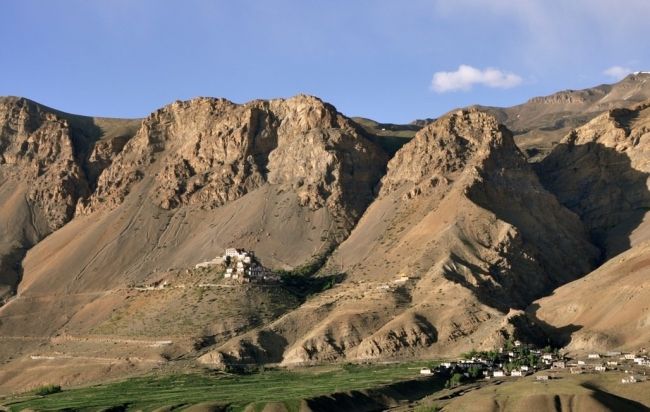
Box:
420 367 433 376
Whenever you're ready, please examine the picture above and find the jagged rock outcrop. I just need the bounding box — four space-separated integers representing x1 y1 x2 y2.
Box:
376 110 598 306
79 95 385 227
199 109 598 367
536 102 650 257
0 98 88 298
531 103 650 353
0 97 89 231
475 72 650 160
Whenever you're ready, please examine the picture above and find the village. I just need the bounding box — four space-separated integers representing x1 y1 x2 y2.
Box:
418 340 650 386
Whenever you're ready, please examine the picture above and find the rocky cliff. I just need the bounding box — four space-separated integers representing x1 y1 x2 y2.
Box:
198 109 598 367
531 102 650 352
536 102 650 257
78 95 385 229
475 72 650 160
0 98 133 299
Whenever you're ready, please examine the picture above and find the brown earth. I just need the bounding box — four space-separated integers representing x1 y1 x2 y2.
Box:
530 102 650 353
1 75 650 396
470 72 650 160
432 373 650 412
197 109 598 368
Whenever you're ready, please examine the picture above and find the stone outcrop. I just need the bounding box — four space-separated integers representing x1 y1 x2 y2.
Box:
536 103 650 257
79 95 386 228
198 109 599 367
378 109 599 306
0 97 139 300
0 97 89 232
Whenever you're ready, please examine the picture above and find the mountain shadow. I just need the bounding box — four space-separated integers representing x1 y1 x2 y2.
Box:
535 141 650 259
581 382 650 411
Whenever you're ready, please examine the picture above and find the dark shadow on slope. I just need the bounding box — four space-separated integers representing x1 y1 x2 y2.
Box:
536 141 650 259
220 330 290 371
518 303 583 348
441 254 513 313
349 117 419 157
581 382 650 411
0 246 27 304
304 377 445 412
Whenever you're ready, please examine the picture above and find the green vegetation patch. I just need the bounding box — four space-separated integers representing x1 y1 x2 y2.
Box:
5 363 434 412
276 250 344 299
33 384 62 396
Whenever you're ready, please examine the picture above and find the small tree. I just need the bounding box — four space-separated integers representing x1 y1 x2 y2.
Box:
468 366 482 379
445 373 464 388
34 385 62 396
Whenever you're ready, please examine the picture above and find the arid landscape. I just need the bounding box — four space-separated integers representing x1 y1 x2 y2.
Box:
0 72 649 411
2 1 650 410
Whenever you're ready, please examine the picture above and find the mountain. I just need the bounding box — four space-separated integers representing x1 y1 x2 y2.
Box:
350 117 420 156
0 97 140 301
0 95 388 391
472 72 650 160
1 77 650 394
530 102 650 353
198 109 597 368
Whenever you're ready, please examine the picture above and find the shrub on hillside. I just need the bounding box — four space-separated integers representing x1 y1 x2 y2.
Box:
34 384 62 396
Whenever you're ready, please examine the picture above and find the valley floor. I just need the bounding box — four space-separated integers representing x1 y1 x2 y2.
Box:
0 362 442 412
3 362 650 412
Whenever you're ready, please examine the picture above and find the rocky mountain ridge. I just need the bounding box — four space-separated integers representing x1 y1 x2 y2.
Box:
0 80 648 391
197 109 598 368
0 97 139 300
466 72 650 160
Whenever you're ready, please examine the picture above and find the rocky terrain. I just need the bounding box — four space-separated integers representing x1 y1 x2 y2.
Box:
0 74 649 394
0 97 140 301
531 102 650 353
197 109 598 368
0 94 387 391
474 72 650 160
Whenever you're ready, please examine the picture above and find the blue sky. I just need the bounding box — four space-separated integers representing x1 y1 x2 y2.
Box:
1 0 649 123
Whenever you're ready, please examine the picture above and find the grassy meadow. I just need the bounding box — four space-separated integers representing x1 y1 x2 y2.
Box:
4 362 439 411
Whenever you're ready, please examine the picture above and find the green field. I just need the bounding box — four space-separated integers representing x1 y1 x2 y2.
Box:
4 362 438 411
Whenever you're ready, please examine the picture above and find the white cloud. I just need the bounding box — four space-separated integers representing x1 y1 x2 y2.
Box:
431 65 522 93
603 66 633 80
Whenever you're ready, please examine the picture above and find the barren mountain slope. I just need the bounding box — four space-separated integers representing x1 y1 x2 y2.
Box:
536 102 650 258
436 373 650 412
0 97 139 301
533 241 650 353
0 95 387 391
198 109 598 368
530 103 650 353
476 72 650 160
